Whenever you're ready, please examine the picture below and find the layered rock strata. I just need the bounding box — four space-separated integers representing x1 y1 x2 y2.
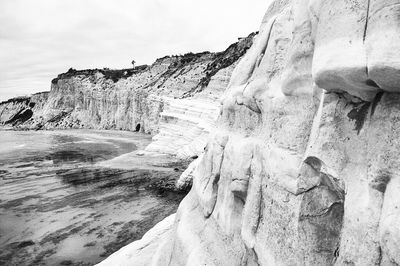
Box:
0 35 254 143
0 92 49 127
145 97 220 159
101 0 400 265
145 61 236 158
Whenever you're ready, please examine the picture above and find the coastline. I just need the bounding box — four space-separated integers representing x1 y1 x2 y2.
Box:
0 129 190 265
0 31 255 266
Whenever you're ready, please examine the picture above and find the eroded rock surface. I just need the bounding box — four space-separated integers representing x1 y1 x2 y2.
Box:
0 35 254 160
101 0 400 265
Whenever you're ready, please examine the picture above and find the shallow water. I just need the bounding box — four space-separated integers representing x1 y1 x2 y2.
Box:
0 130 186 266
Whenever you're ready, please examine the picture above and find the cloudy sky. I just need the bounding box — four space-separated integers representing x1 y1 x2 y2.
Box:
0 0 269 101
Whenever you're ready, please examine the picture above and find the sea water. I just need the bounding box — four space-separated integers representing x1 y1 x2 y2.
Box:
0 130 185 266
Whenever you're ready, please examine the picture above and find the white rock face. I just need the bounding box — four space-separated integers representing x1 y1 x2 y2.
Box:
0 36 254 146
311 0 400 101
176 157 199 190
105 0 400 265
145 97 220 159
366 0 400 92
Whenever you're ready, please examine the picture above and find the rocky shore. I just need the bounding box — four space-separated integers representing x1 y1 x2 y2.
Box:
4 0 400 264
0 33 255 265
0 130 188 266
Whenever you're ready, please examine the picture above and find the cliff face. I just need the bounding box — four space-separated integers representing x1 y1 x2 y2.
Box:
99 0 400 265
0 92 49 127
0 34 254 142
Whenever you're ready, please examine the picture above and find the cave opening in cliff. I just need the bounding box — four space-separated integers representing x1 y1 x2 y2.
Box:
135 123 141 132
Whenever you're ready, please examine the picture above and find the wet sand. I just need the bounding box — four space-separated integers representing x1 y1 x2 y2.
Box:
0 130 187 266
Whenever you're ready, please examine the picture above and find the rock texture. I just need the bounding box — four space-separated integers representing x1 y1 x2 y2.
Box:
145 97 220 159
101 0 400 265
145 61 238 158
0 92 49 127
97 214 176 266
0 35 254 159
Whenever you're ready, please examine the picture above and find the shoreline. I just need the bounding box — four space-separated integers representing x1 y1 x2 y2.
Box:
0 130 190 265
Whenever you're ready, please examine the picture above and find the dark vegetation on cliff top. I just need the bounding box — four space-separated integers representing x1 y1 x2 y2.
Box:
50 32 256 90
0 92 49 106
0 96 31 106
51 65 149 85
0 91 49 106
1 33 257 129
141 51 215 91
199 32 257 87
145 32 256 96
181 32 257 97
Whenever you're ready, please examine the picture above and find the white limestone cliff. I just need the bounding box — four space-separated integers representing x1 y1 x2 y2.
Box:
101 0 400 265
0 36 253 160
145 62 236 158
145 97 220 158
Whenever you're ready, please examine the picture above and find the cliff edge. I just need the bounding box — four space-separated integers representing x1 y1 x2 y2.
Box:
100 0 400 265
0 34 254 158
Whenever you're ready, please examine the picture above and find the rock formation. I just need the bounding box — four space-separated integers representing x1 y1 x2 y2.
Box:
0 92 49 127
0 35 254 159
145 97 220 159
100 0 400 265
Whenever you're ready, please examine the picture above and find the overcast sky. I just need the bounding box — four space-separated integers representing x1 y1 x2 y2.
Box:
0 0 270 101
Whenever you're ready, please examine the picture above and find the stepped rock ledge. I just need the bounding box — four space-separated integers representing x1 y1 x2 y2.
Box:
0 34 254 159
99 0 400 265
2 0 400 265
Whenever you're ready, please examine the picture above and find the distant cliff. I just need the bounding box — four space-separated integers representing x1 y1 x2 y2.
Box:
0 92 49 127
0 33 255 148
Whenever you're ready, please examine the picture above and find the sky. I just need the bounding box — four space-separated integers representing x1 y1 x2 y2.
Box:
0 0 270 101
